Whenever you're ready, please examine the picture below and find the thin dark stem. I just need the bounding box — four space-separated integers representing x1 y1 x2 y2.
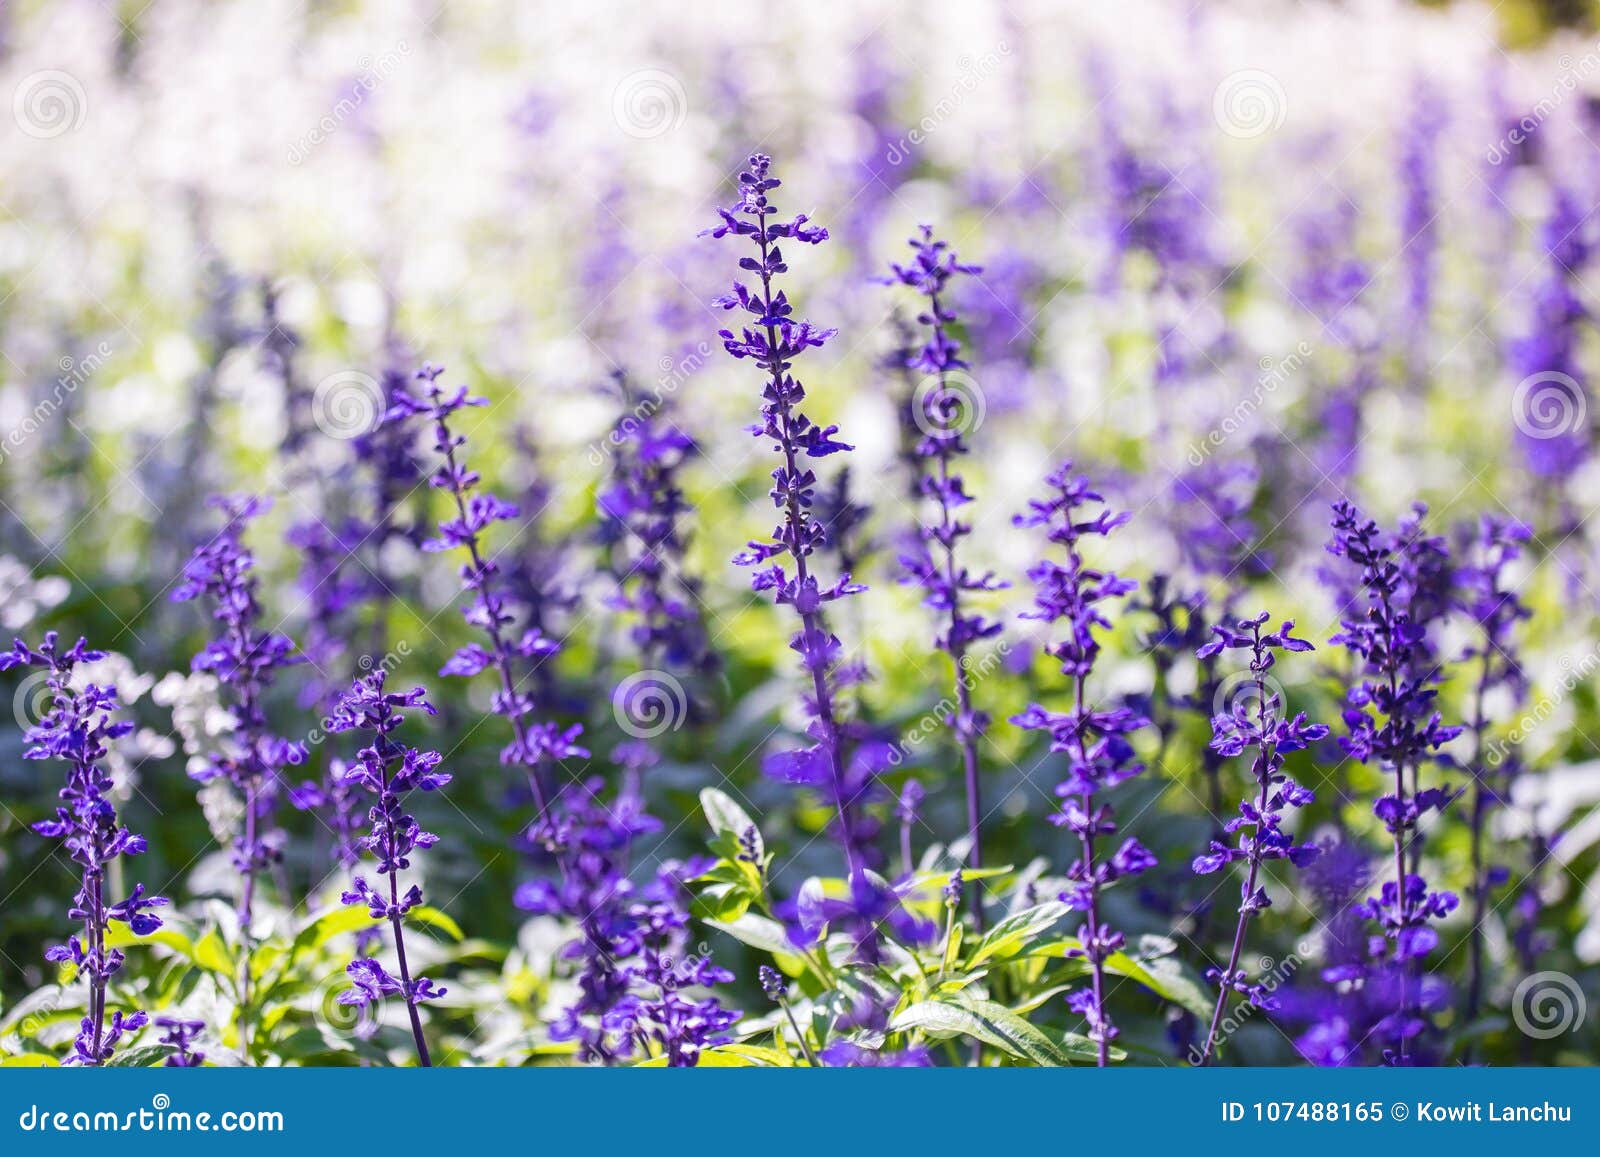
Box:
1068 672 1110 1068
1465 652 1492 1024
376 724 431 1068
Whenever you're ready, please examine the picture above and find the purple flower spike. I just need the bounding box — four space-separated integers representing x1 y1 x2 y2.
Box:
885 225 1007 928
1325 500 1462 1064
325 671 451 1066
1190 613 1328 1066
4 633 169 1066
172 495 306 929
1009 464 1149 1066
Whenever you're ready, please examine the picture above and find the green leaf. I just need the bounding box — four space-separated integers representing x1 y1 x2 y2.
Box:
704 913 794 957
967 901 1070 968
700 787 759 845
105 1045 172 1068
1102 951 1214 1020
408 906 464 942
890 996 1084 1066
292 906 383 953
192 928 234 975
940 922 963 975
103 925 196 958
636 1043 789 1068
691 882 751 923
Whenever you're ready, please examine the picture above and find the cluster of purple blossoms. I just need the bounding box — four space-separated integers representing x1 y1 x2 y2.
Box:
172 494 306 927
156 1017 206 1067
520 782 737 1066
1190 614 1328 1065
1326 500 1462 1063
4 633 169 1066
596 373 717 680
324 671 451 1066
1010 465 1154 1065
885 225 1007 921
1509 187 1589 486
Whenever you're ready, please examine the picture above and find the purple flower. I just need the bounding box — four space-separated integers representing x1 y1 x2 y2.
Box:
885 226 1008 924
1325 500 1463 1063
325 671 450 1066
171 495 306 930
156 1017 206 1067
705 154 883 928
1190 613 1328 1065
389 366 585 815
1009 464 1150 1065
4 633 168 1066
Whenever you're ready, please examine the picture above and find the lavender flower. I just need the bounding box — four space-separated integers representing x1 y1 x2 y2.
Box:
704 155 872 872
1509 187 1589 487
596 372 717 680
325 671 451 1066
1009 465 1152 1064
886 226 1008 926
3 632 168 1066
1326 500 1462 1063
172 495 305 929
389 367 587 814
156 1017 206 1067
518 780 736 1065
1190 614 1328 1065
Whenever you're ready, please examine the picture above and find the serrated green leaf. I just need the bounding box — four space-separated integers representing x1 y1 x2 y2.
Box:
105 1045 171 1068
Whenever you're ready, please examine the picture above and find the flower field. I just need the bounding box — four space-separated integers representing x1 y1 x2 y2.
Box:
2 0 1600 1070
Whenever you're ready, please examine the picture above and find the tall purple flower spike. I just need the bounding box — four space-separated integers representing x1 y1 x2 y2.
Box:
703 154 872 870
4 633 169 1066
1010 464 1153 1066
325 671 451 1066
1190 614 1327 1065
885 225 1007 930
1326 500 1462 1064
